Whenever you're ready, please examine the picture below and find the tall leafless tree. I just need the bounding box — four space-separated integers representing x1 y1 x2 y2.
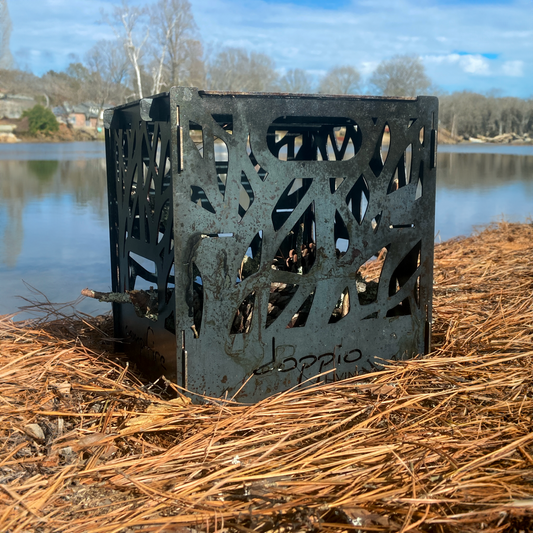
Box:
105 0 149 99
183 38 206 88
207 47 278 92
318 66 361 95
279 68 314 93
41 67 90 107
0 0 13 70
369 55 431 97
149 0 202 93
86 40 130 117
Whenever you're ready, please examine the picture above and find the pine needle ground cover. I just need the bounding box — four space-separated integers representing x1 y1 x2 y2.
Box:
1 222 533 533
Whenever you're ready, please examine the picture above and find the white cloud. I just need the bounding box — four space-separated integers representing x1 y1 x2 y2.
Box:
220 39 257 50
459 55 491 76
7 0 533 97
425 53 491 76
502 60 524 77
359 61 378 76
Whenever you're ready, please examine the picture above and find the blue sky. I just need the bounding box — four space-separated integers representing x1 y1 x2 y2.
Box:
6 0 533 97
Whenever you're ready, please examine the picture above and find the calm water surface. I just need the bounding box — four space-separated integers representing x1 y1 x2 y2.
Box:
0 141 532 318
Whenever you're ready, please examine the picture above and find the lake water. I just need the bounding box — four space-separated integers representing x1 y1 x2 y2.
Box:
1 141 532 319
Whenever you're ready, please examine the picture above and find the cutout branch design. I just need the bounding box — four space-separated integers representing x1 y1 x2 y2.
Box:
105 88 437 399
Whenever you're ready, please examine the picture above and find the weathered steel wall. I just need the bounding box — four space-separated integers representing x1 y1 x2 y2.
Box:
105 95 177 383
105 88 438 402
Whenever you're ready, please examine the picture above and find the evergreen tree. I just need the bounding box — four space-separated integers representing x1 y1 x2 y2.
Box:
22 105 60 135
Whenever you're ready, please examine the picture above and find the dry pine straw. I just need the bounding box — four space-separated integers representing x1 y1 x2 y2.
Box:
1 222 533 533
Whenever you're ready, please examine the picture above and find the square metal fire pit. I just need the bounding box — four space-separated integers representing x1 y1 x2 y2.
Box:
104 88 438 402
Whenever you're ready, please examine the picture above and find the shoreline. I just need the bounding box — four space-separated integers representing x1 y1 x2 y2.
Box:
2 135 532 146
0 123 531 146
0 121 104 143
6 131 104 144
438 127 533 145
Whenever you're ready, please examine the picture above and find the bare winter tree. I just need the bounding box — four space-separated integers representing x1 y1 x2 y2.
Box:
279 68 314 93
183 38 206 88
439 91 533 139
105 0 149 99
0 0 13 70
86 40 130 114
318 66 361 95
369 55 431 97
65 63 92 103
41 67 91 107
149 0 203 93
207 48 278 92
0 68 40 94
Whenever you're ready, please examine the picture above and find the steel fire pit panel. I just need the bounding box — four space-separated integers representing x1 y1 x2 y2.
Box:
170 88 438 401
104 89 437 401
105 95 177 383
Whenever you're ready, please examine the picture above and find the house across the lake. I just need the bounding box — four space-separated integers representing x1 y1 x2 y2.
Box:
53 103 112 129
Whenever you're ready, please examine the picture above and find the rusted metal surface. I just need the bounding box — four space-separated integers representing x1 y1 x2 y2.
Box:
105 88 438 402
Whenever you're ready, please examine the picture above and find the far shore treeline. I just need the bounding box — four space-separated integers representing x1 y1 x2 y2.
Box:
0 0 532 141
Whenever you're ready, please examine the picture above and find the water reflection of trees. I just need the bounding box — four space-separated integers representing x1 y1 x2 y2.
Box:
28 160 59 181
439 153 533 190
0 158 107 267
0 158 107 205
2 153 532 269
